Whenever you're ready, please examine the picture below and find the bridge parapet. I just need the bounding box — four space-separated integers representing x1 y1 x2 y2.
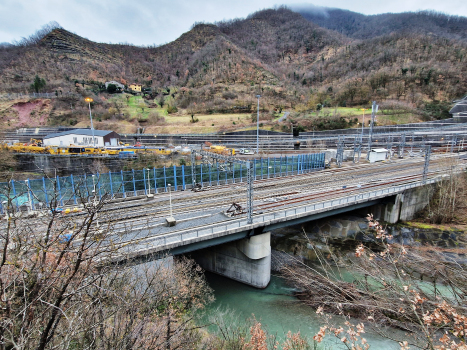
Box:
118 177 439 263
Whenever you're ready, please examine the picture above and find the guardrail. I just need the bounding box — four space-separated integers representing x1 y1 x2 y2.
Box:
125 177 438 256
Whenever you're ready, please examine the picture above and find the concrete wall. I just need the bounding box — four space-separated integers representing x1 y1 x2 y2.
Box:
15 154 133 176
399 185 434 221
365 184 434 223
190 232 271 288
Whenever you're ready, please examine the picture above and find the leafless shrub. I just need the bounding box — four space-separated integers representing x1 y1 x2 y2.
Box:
0 178 213 349
425 158 467 224
280 215 467 349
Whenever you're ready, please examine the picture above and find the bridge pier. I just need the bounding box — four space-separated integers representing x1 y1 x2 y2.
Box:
190 232 271 288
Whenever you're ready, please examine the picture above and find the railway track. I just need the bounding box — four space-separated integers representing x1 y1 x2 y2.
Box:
81 157 450 231
95 169 448 248
5 154 461 237
95 156 447 222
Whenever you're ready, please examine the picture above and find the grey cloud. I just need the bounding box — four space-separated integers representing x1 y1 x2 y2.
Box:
0 0 466 46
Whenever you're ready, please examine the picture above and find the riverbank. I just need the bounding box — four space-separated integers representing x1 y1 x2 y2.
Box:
269 214 467 349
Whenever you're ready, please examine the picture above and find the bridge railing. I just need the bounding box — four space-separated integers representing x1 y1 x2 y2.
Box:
131 178 438 252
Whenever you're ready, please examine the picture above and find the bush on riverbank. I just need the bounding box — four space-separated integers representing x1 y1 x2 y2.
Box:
280 215 467 349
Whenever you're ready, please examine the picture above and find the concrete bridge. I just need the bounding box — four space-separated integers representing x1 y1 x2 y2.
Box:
106 155 464 288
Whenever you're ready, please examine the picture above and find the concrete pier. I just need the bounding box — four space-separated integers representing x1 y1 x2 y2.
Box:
191 232 271 288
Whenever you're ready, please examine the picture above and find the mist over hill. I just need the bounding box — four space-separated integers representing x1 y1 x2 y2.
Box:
294 6 467 41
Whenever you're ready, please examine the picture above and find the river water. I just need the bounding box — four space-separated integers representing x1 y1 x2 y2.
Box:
203 271 401 349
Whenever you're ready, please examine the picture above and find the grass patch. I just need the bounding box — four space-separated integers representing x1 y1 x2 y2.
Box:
405 222 437 230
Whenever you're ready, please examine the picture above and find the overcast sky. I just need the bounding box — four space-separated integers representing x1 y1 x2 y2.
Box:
1 0 466 46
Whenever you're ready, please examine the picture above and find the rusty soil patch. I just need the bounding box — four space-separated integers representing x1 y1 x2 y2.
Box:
10 99 51 127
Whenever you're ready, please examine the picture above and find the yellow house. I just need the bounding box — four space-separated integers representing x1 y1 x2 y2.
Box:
129 83 142 92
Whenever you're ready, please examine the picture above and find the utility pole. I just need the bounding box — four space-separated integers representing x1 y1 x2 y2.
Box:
398 133 406 158
353 135 362 163
367 101 378 160
256 95 261 154
336 135 344 168
423 145 431 184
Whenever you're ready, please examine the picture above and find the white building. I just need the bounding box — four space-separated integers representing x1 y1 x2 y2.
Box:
43 129 120 147
369 148 388 163
105 81 125 91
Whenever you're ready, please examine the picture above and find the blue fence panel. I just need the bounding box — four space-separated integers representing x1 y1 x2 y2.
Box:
0 153 325 207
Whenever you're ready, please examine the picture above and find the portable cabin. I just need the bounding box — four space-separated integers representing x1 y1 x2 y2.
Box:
369 148 388 163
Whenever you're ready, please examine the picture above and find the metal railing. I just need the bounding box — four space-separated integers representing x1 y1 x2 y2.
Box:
125 177 439 254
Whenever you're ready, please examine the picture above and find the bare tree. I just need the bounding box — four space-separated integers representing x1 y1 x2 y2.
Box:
0 175 213 350
280 216 467 349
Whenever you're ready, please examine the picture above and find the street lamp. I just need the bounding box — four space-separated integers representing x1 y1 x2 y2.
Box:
256 95 261 154
84 97 96 147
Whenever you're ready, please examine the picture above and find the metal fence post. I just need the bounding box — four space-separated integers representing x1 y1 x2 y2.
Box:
27 179 34 210
132 169 136 196
153 167 157 193
191 150 196 187
121 170 126 198
97 173 102 199
143 168 147 194
200 163 204 187
173 165 178 191
56 175 63 206
70 174 77 204
182 165 186 190
209 164 212 186
225 162 228 184
163 167 167 192
11 180 18 210
108 171 114 197
42 177 49 205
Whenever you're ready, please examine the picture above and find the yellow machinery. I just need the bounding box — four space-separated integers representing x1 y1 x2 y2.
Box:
208 145 235 156
9 142 50 154
4 140 192 157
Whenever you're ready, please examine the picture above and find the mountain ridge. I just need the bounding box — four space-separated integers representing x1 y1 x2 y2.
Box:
0 7 466 132
295 7 467 41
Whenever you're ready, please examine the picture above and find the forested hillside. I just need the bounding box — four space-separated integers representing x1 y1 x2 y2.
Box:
296 7 467 41
0 7 466 132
